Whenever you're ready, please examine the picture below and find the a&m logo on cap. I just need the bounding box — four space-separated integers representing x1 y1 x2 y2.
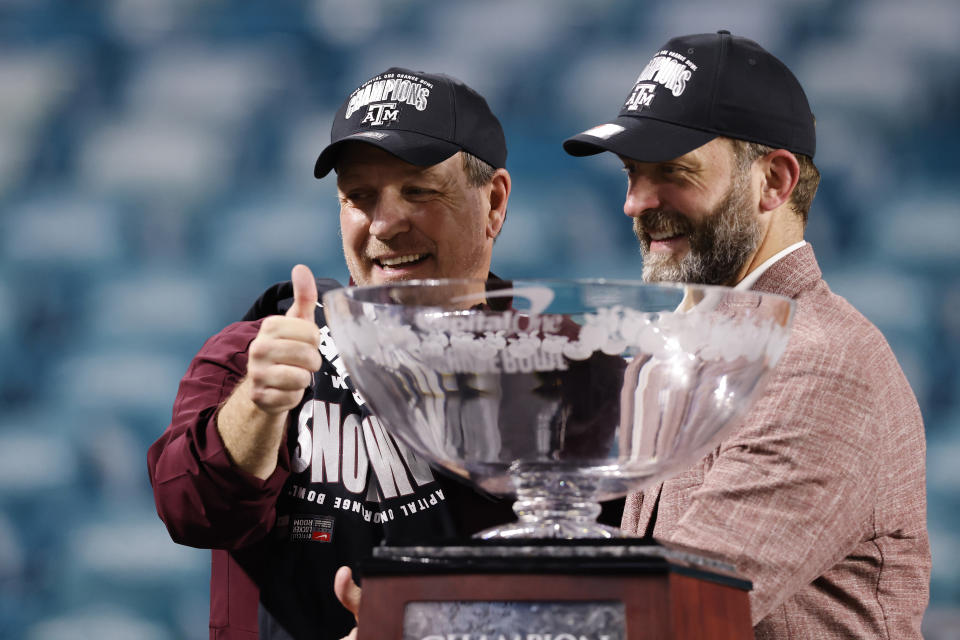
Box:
362 103 400 126
624 49 699 111
344 71 434 126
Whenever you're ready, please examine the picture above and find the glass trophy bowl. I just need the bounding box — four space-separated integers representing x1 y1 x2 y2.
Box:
322 279 794 540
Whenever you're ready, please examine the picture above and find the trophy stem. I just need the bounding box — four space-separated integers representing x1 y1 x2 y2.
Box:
476 470 623 539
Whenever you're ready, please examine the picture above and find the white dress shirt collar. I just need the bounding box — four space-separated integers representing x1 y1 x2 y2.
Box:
734 240 807 291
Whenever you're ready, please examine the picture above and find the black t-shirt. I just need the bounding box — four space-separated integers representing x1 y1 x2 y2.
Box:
236 278 515 640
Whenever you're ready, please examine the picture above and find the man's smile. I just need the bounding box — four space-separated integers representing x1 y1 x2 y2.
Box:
375 253 429 268
646 230 688 253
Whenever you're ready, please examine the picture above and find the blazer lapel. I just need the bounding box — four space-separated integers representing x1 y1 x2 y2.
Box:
622 482 663 537
653 462 708 537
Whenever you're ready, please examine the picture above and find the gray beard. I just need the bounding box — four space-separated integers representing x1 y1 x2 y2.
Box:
636 170 761 285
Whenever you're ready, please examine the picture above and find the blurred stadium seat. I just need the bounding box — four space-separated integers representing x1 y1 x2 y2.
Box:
2 194 124 267
26 609 173 640
0 424 79 497
869 193 960 273
78 115 234 202
83 270 220 346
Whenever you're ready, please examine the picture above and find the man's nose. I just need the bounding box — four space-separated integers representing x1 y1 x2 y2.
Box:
623 175 661 218
368 191 412 239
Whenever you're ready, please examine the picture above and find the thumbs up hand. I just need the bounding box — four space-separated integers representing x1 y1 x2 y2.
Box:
286 263 320 321
246 264 324 415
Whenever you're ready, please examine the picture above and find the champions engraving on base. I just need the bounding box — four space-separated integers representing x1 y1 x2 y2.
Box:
402 601 625 640
290 514 335 542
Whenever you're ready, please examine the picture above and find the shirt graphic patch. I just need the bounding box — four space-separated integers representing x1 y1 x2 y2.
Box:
290 514 335 542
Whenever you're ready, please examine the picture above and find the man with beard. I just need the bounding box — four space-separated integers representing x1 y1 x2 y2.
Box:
564 31 929 638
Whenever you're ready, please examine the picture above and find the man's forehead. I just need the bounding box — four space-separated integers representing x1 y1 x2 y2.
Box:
335 143 460 180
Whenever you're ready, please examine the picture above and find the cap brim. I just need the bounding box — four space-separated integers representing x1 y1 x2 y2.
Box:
314 131 462 178
563 116 718 163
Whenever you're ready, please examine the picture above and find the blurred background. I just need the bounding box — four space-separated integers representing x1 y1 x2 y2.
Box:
0 0 958 638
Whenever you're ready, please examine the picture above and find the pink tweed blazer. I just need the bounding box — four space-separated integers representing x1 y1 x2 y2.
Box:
622 244 930 639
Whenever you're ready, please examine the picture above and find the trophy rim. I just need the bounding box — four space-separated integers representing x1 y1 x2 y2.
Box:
321 277 796 318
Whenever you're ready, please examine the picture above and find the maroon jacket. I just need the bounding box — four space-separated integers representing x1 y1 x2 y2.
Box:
147 278 515 640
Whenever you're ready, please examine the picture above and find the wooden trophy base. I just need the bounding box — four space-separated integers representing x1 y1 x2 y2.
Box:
357 540 752 640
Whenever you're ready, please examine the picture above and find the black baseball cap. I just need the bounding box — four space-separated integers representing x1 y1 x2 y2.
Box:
563 31 816 162
314 67 507 178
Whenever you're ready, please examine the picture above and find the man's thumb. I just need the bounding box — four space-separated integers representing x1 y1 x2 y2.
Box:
334 566 362 617
286 264 319 321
